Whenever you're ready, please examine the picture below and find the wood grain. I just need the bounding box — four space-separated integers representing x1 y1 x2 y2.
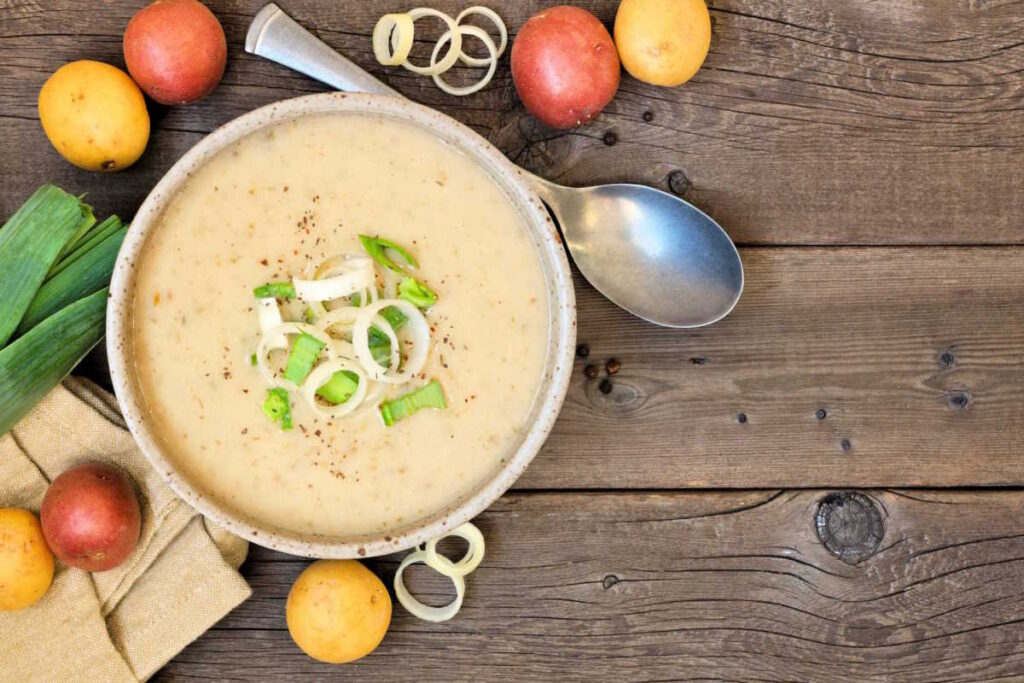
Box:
157 489 1024 682
522 246 1024 489
1 0 1022 245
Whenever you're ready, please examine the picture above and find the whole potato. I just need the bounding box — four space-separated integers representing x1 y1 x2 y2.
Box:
38 60 150 172
41 462 141 573
615 0 711 87
124 0 227 105
286 560 391 664
511 6 621 129
0 508 55 611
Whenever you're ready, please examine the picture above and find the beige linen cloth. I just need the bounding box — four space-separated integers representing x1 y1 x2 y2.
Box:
0 378 252 682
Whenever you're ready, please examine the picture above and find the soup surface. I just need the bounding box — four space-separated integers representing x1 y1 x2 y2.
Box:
131 113 549 538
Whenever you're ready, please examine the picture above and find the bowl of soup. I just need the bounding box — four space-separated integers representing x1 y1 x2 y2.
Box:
107 93 575 558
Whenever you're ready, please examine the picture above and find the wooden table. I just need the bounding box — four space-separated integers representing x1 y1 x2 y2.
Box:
4 1 1024 679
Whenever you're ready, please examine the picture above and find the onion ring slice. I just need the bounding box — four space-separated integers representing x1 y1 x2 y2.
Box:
372 13 414 66
257 297 287 348
400 8 463 76
422 522 485 578
394 549 466 623
455 6 507 65
431 25 497 97
303 358 369 419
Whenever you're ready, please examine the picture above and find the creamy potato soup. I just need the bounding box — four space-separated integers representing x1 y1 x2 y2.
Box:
131 113 549 538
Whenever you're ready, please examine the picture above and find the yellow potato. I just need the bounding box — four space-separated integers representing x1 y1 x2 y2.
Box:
38 60 150 172
615 0 711 87
0 508 55 611
286 559 391 664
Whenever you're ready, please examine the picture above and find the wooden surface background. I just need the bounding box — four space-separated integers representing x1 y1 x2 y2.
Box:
2 0 1023 680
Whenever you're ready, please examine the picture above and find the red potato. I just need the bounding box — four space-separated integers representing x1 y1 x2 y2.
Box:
511 6 621 129
123 0 227 105
40 462 142 572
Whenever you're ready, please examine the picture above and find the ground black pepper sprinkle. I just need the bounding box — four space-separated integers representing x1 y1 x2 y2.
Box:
584 364 599 379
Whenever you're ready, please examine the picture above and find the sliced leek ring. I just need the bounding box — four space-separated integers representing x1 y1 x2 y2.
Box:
303 357 369 419
394 549 466 623
430 25 497 97
352 299 429 384
423 522 485 577
372 13 414 66
401 8 463 76
256 322 335 388
454 6 507 66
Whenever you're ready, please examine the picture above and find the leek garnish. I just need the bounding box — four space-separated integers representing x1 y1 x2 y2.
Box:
303 307 317 324
379 380 447 426
284 333 325 384
262 387 293 430
253 281 297 299
249 353 258 367
368 306 408 365
316 370 360 404
358 234 418 273
398 277 438 309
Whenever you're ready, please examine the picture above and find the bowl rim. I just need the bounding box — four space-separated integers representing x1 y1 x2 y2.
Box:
106 92 576 558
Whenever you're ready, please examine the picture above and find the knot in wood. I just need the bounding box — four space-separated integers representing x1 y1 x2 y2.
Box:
668 170 692 197
938 348 956 368
947 389 971 411
815 492 884 564
602 574 620 589
603 131 618 146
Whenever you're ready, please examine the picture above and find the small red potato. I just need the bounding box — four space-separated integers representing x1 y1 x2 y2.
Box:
40 462 142 573
123 0 227 105
511 6 621 129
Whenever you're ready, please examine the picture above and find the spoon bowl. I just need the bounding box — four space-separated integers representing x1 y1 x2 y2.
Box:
531 178 743 327
246 3 744 328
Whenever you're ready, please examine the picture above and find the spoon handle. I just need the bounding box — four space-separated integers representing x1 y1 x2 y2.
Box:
245 3 400 97
245 4 566 207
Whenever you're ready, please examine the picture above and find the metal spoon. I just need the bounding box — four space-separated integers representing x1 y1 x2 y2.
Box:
245 4 743 328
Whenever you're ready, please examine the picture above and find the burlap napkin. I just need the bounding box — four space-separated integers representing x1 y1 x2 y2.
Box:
0 377 252 682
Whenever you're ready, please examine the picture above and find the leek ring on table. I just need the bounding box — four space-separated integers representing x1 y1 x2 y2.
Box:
399 8 463 76
454 6 507 66
430 25 498 97
372 13 414 66
394 549 466 623
422 522 485 577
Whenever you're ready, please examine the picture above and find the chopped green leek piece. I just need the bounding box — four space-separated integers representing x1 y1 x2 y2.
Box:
283 333 325 384
249 353 258 367
379 380 447 426
315 370 360 405
262 388 292 430
253 281 296 299
380 305 408 329
358 234 418 273
367 306 409 366
0 185 91 347
303 307 317 323
399 277 438 309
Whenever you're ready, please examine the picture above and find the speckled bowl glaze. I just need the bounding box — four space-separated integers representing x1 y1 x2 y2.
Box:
107 92 575 559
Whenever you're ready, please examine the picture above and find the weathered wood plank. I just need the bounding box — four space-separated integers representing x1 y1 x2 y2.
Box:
526 246 1024 489
156 490 1024 682
2 0 1022 245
